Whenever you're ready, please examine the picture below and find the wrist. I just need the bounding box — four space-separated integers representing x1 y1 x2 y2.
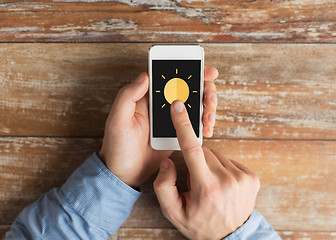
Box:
97 151 140 189
98 150 107 165
222 211 256 240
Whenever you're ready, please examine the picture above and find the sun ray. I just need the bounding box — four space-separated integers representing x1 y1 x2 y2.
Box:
187 104 191 108
156 90 161 93
193 91 197 93
176 69 178 74
188 75 192 79
161 75 165 79
161 103 166 108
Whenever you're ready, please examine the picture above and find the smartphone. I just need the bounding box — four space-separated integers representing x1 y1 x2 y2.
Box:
149 45 204 150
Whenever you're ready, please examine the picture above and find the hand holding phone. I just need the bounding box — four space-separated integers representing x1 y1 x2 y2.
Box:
98 47 217 187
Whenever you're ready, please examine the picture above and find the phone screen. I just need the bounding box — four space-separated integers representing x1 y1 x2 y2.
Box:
152 60 201 138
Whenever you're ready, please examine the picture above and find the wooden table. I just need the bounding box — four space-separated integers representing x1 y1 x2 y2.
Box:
1 1 336 239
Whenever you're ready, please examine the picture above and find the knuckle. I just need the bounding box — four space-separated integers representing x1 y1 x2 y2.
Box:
200 181 220 201
153 179 159 190
235 171 247 182
118 85 128 95
251 173 261 190
184 145 203 157
118 85 132 97
177 118 192 128
153 178 165 191
225 176 239 190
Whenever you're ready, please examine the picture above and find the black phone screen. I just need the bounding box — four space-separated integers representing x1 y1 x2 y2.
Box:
152 60 201 138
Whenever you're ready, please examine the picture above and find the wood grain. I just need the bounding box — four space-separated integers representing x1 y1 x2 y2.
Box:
119 228 336 240
1 1 336 42
1 43 335 139
0 137 102 225
1 1 335 238
1 137 335 232
0 226 10 240
2 225 336 240
279 231 336 240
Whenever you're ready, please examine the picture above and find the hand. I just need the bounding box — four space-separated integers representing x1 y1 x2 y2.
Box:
153 100 260 239
99 66 218 188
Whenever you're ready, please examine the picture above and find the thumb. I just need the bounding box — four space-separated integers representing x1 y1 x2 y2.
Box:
154 159 185 223
110 72 149 124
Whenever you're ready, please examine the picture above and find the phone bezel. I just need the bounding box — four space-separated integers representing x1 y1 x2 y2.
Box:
149 45 204 150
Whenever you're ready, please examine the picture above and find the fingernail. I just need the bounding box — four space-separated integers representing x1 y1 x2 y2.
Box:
173 100 184 113
161 161 169 171
135 72 146 83
208 112 216 125
211 94 217 105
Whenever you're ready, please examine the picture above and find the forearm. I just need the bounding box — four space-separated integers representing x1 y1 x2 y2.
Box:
224 210 282 240
5 153 140 240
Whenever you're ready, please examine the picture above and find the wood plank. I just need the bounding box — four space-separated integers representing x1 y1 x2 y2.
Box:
0 137 335 231
208 44 336 139
1 1 336 42
118 228 336 240
279 231 336 240
1 43 335 139
0 43 146 137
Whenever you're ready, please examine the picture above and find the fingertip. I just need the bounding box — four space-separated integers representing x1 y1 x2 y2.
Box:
171 100 185 113
202 105 216 125
211 93 218 106
202 125 209 137
205 66 219 81
208 112 216 126
129 72 149 101
203 125 213 138
203 82 217 113
213 67 219 79
154 158 177 190
160 158 171 171
208 66 219 79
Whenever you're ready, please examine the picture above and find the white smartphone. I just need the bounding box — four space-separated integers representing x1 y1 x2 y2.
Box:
149 45 204 150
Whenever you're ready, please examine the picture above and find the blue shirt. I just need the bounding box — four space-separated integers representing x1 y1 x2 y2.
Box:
5 153 282 240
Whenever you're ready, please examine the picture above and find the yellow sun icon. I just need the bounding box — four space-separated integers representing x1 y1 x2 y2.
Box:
156 69 196 109
164 78 189 104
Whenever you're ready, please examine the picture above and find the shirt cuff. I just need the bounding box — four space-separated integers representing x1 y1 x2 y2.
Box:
223 209 281 240
60 153 141 231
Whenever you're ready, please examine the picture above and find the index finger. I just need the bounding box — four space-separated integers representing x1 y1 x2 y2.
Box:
170 100 210 179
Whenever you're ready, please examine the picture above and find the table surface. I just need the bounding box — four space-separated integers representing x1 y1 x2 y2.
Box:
1 1 336 239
